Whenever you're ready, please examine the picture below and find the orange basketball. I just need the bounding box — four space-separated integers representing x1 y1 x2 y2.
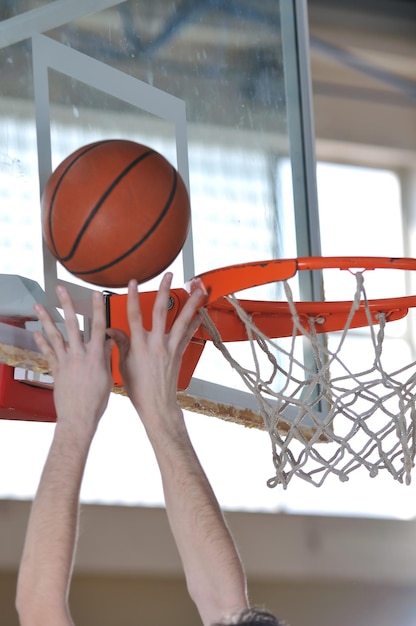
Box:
41 139 190 288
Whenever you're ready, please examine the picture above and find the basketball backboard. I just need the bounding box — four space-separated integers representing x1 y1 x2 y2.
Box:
0 0 321 422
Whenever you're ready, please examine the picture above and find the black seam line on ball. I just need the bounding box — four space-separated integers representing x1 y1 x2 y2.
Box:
58 149 154 263
72 166 178 276
49 141 111 256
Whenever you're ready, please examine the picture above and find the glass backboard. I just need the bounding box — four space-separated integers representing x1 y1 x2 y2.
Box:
0 0 321 420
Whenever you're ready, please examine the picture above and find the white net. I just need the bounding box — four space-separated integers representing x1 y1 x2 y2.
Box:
200 271 416 488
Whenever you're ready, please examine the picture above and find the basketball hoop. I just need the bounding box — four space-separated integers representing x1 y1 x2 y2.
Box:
2 256 416 488
186 256 416 488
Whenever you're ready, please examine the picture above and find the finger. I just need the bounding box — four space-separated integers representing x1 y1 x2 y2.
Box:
33 329 58 372
104 336 115 377
152 272 173 335
126 279 145 340
33 302 66 357
56 285 83 350
175 312 203 360
170 287 205 348
89 291 107 347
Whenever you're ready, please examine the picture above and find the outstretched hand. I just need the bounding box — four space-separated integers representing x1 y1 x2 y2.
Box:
16 287 114 626
33 286 114 439
107 272 205 427
109 274 251 626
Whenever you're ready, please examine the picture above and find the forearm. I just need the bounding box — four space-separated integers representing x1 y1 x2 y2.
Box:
16 423 91 625
145 410 249 626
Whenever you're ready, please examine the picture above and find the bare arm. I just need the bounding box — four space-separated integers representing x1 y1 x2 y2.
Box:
16 288 113 626
109 274 249 626
145 417 249 626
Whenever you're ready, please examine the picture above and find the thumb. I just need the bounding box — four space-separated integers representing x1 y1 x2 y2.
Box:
106 328 130 362
104 336 115 359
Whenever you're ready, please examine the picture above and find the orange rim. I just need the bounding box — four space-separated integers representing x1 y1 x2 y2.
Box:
187 256 416 339
188 256 416 304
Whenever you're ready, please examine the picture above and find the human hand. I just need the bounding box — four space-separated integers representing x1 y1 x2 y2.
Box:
107 273 205 428
33 286 113 440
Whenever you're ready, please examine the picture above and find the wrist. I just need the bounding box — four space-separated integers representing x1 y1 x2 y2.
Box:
53 417 96 454
139 405 189 445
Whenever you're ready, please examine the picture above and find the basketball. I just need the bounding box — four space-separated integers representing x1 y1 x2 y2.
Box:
41 139 191 288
